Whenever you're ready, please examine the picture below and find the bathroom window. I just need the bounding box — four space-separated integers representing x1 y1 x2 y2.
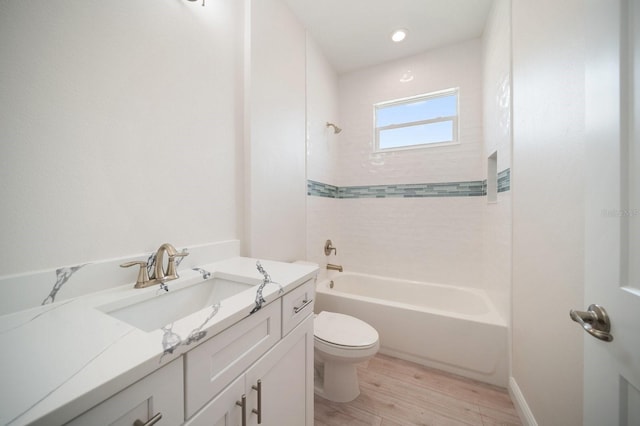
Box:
374 88 459 152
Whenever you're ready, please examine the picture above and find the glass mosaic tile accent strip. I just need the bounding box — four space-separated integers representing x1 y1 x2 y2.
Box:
308 168 511 199
498 168 511 193
307 180 339 198
338 181 486 198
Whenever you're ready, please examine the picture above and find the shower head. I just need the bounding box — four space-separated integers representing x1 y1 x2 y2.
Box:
326 122 342 134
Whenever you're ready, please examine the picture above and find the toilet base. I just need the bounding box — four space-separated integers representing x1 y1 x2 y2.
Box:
314 357 361 403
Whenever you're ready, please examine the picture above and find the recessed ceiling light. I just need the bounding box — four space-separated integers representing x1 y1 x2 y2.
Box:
391 29 408 43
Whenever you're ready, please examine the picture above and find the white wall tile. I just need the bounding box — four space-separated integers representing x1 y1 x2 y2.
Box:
306 37 488 289
337 197 485 287
337 39 484 187
481 0 512 322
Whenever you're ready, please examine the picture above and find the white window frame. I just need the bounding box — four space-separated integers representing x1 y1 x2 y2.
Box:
373 88 460 152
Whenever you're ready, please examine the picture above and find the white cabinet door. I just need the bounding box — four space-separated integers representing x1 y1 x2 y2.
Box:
65 357 184 426
184 375 244 426
244 315 313 426
184 300 281 418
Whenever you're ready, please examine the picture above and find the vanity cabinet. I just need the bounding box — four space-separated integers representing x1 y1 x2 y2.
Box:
64 277 315 426
185 278 315 426
185 315 313 426
65 357 184 426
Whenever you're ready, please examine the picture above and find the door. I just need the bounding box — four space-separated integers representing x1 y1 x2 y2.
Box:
183 375 243 426
245 315 314 426
584 0 640 424
66 357 184 426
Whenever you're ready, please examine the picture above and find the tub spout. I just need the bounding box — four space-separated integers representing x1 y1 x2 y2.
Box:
327 263 343 272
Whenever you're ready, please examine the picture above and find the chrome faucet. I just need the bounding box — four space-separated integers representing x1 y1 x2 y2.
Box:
120 243 189 288
326 263 343 272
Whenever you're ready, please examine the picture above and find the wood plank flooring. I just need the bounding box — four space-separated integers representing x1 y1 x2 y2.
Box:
314 353 522 426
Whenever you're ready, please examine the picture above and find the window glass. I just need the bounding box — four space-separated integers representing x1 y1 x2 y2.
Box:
378 121 454 150
374 89 458 151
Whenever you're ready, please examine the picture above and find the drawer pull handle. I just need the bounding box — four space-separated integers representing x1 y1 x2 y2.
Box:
133 412 162 426
252 379 262 424
236 394 247 426
293 299 313 314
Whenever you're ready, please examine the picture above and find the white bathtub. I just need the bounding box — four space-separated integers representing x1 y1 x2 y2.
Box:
314 272 508 387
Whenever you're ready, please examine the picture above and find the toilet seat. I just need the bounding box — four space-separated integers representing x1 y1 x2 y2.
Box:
314 311 379 348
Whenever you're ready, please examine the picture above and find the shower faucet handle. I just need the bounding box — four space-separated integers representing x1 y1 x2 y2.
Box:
324 240 337 256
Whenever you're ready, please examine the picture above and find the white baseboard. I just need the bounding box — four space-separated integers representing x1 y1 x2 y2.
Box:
509 376 538 426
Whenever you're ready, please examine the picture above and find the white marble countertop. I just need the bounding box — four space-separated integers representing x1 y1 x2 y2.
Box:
0 257 317 426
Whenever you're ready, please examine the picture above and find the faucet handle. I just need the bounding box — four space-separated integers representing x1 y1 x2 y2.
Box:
121 261 151 288
324 240 337 256
165 251 189 279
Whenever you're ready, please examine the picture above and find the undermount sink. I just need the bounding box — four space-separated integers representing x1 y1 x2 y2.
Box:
100 277 255 332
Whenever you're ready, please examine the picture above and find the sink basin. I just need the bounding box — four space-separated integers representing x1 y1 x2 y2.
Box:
101 277 255 332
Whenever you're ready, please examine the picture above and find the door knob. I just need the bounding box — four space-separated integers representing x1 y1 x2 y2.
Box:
569 304 613 342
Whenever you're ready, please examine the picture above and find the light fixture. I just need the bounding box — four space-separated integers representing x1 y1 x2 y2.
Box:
391 29 408 43
400 70 414 83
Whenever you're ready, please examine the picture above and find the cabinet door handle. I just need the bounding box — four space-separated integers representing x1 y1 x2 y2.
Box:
236 394 247 426
133 412 162 426
252 379 262 424
293 299 313 314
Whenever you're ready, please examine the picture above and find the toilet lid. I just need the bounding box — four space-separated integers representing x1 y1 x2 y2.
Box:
314 311 379 348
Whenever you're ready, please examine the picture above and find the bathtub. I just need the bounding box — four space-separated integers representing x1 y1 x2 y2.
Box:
314 272 508 387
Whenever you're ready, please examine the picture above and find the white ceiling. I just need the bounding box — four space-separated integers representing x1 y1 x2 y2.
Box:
283 0 495 74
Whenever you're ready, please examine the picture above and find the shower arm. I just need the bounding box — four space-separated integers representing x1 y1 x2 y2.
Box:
326 122 342 134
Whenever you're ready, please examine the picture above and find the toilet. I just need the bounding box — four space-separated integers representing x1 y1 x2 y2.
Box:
314 311 380 402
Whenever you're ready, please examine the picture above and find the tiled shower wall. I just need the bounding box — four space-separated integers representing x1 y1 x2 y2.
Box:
305 1 512 321
481 0 512 320
308 38 485 286
337 39 484 187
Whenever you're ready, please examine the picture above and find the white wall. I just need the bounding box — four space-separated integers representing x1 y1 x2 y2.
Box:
245 0 307 262
0 0 242 277
305 36 341 265
481 0 512 324
511 0 585 424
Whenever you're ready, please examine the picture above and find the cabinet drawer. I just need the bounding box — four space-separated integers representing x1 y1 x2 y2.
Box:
65 357 184 426
184 300 281 418
281 279 315 336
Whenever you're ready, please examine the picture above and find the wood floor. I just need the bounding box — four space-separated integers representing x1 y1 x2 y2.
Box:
314 354 522 426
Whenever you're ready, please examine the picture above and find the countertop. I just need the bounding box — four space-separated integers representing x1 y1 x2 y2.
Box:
0 257 318 426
